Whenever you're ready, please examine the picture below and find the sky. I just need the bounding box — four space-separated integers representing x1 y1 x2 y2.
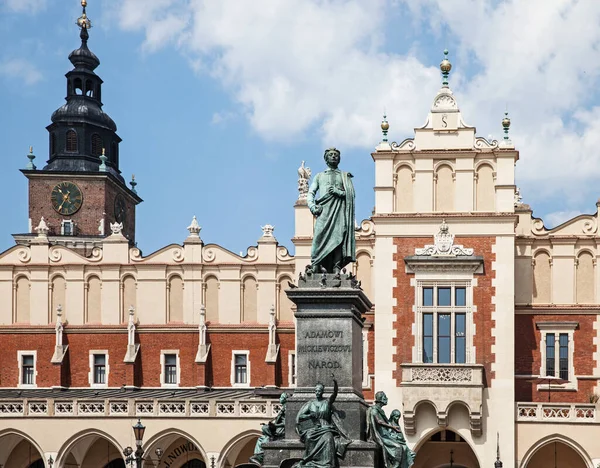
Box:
2 0 600 255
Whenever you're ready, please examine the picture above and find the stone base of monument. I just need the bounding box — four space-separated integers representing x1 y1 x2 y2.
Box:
261 439 379 468
258 271 379 467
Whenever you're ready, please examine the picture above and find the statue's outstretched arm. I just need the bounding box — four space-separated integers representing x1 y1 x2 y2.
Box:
329 376 338 404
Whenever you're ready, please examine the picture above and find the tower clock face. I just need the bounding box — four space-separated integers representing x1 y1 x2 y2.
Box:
51 181 83 216
114 194 126 225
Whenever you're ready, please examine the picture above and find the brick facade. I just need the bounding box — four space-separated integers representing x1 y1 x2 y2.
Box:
27 174 137 241
392 236 497 387
515 313 598 402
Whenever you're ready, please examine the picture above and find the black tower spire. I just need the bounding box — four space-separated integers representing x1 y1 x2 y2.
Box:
45 0 123 181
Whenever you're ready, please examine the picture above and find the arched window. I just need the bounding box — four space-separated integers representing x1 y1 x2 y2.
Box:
242 276 257 322
91 134 103 157
86 276 102 323
475 164 495 211
111 142 118 165
435 164 454 212
533 251 551 303
15 276 30 324
204 276 219 323
395 165 413 212
576 252 595 303
168 275 184 323
85 79 94 97
66 130 78 152
278 276 294 322
122 276 137 322
73 78 83 95
51 275 67 323
50 133 57 156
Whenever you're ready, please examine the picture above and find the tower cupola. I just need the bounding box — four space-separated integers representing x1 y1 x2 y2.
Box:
45 0 122 181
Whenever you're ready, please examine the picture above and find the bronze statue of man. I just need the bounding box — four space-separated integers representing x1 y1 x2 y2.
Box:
307 148 356 273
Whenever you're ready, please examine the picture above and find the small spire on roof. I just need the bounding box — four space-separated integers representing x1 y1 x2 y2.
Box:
26 146 36 170
381 113 389 142
502 111 511 140
99 147 107 171
130 174 137 193
440 49 452 87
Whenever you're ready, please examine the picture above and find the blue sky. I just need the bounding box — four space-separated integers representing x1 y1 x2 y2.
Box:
2 0 600 254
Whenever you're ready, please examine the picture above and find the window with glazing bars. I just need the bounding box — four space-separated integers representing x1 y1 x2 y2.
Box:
234 354 248 384
93 354 106 384
22 355 34 385
420 284 469 364
545 333 569 380
164 354 177 384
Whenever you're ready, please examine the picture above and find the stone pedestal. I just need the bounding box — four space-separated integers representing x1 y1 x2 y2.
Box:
262 272 379 468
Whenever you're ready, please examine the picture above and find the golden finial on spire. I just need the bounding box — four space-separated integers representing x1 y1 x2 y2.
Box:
29 146 33 154
77 0 92 30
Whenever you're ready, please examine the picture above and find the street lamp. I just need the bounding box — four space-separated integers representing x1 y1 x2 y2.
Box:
123 419 145 467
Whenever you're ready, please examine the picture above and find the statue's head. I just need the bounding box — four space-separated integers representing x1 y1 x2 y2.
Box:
374 391 388 405
323 147 341 169
390 409 401 422
280 392 289 404
315 383 325 398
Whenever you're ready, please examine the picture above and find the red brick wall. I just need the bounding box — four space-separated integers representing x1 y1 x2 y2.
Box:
515 314 597 402
392 236 497 387
0 329 296 388
28 176 136 241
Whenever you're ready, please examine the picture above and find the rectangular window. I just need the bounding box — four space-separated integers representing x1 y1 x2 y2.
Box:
21 355 34 385
545 333 555 377
164 354 177 385
235 354 248 384
93 354 106 384
455 313 466 364
423 287 434 306
437 314 451 363
423 314 433 363
418 283 471 364
559 334 569 381
437 287 451 306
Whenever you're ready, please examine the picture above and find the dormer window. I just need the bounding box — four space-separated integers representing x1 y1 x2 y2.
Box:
66 130 78 152
61 220 75 236
91 134 102 157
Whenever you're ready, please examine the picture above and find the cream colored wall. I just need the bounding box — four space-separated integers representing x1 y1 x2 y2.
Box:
0 228 295 327
515 207 600 306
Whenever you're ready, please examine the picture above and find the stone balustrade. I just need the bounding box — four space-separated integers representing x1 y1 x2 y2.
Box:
517 403 596 423
0 398 280 419
400 363 484 436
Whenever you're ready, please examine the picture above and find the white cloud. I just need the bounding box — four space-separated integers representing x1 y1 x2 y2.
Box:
403 0 600 201
0 58 43 85
2 0 46 13
112 0 600 205
112 0 440 147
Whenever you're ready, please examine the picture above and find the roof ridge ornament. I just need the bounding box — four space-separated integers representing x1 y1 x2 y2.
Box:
440 49 451 87
415 220 474 257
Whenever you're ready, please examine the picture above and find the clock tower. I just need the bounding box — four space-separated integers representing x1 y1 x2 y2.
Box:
17 1 142 251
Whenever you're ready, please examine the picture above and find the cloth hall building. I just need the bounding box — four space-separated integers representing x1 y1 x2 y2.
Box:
1 5 600 468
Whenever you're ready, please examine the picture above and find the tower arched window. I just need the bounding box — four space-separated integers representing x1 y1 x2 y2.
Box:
66 130 78 152
73 78 83 95
50 133 57 156
91 134 103 157
85 80 94 97
110 142 117 164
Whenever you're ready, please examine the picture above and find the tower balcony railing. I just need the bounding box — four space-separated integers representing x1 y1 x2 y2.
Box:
516 402 596 423
400 363 484 437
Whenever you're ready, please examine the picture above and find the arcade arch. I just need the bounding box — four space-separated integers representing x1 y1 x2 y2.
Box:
0 430 44 468
143 430 207 468
520 435 592 468
57 430 125 468
413 429 480 468
219 430 260 468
